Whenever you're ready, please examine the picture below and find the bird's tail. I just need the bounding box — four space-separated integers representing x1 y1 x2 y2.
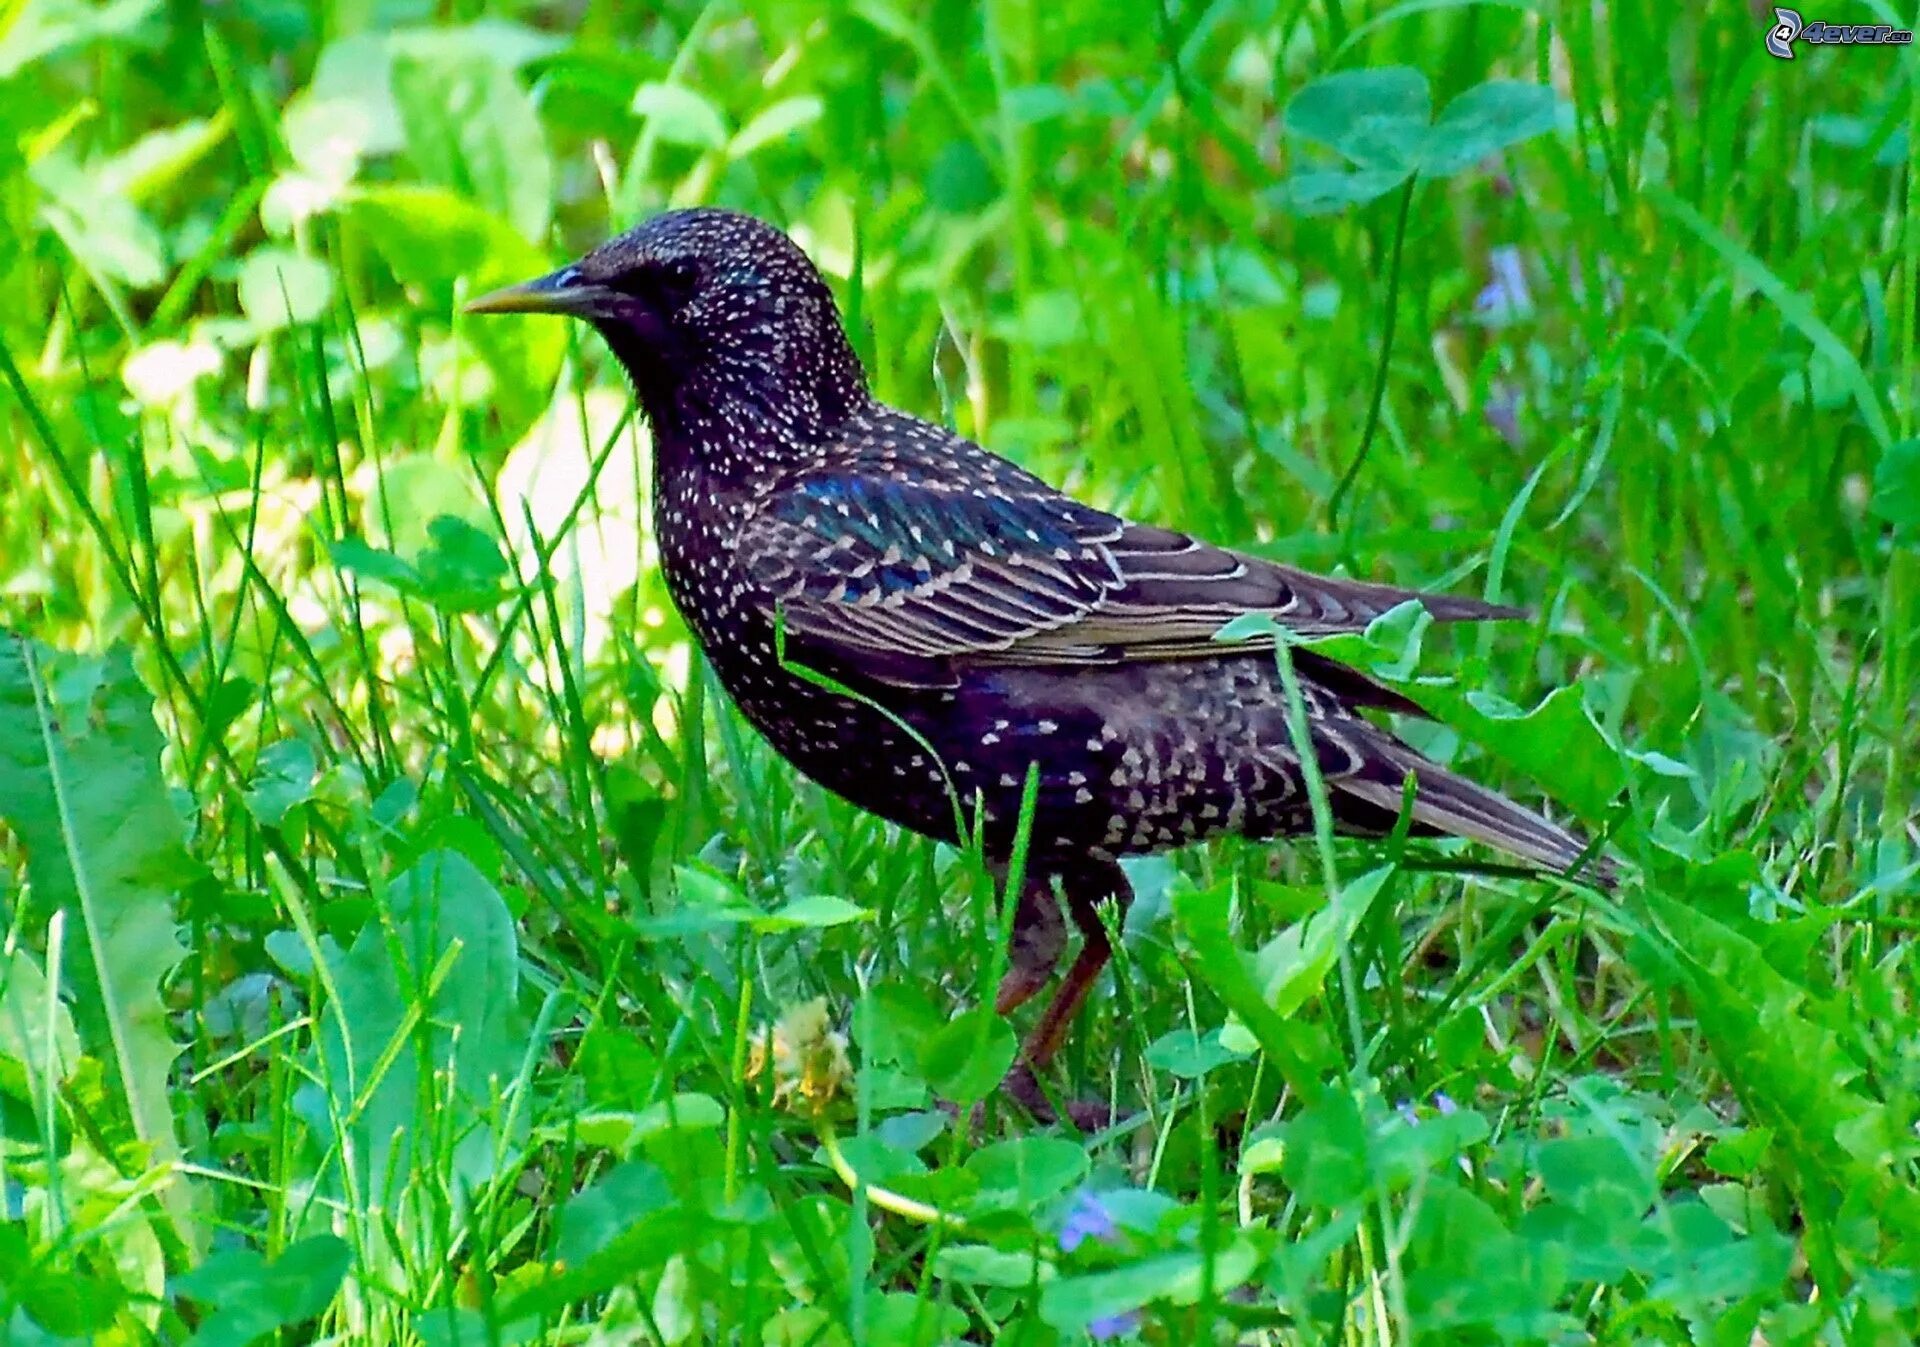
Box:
1332 731 1615 887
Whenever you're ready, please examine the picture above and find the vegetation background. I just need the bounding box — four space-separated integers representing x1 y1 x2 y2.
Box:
2 0 1917 1340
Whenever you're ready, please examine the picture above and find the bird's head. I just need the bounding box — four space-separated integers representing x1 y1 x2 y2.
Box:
468 207 868 446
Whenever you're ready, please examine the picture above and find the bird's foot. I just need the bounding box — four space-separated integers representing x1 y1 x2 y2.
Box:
934 1066 1115 1134
1000 1063 1116 1133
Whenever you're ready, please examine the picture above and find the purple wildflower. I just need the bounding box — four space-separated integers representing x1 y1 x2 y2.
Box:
1473 245 1534 326
1059 1189 1120 1253
1089 1310 1142 1340
1484 381 1523 447
1397 1092 1464 1126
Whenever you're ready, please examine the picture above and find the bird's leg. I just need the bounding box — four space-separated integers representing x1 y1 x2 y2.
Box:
1001 860 1132 1129
994 868 1067 1015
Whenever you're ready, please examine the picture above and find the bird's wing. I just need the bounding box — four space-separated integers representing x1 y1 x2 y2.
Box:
744 466 1518 690
999 520 1519 662
742 472 1125 666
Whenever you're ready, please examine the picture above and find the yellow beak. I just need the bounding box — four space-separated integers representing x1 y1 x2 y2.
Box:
464 267 609 317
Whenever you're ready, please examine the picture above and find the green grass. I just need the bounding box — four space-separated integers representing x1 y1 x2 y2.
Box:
2 0 1917 1341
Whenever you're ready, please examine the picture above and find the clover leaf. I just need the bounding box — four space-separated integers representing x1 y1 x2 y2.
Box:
1279 67 1567 214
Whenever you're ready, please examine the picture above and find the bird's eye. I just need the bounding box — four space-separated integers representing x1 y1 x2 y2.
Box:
650 258 701 307
662 258 700 288
609 258 701 311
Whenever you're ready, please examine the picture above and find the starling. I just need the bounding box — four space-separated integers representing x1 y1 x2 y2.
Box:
469 208 1607 1122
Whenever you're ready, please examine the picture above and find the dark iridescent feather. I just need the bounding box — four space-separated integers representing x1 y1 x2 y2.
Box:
743 408 1521 678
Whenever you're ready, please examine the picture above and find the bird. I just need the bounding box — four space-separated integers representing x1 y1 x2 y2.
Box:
467 207 1609 1125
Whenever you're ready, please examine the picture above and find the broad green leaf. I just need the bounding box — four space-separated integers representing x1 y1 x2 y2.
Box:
506 1161 702 1318
1371 1104 1491 1191
1278 1087 1371 1206
632 82 729 150
829 1129 928 1185
853 983 946 1066
1535 1132 1656 1235
626 1093 726 1147
1253 866 1391 1017
293 23 561 172
1405 1185 1569 1331
0 1215 128 1333
927 139 998 213
32 151 168 287
0 0 158 78
866 1291 968 1344
1144 1027 1247 1078
0 639 195 1233
1295 625 1625 822
339 182 522 283
392 18 565 71
634 864 758 937
411 1308 545 1347
1418 80 1564 176
562 1094 726 1153
300 32 405 157
244 739 317 828
410 516 511 612
652 1255 696 1344
990 291 1084 348
297 850 533 1241
1042 1242 1260 1332
328 537 419 593
1704 1127 1774 1179
731 95 823 158
392 47 552 241
750 894 871 931
94 117 227 202
553 1161 678 1268
1284 67 1430 172
1626 747 1695 778
0 944 81 1123
1640 1202 1794 1308
1171 881 1322 1092
1352 599 1431 680
329 516 510 614
964 1136 1088 1211
917 1007 1016 1103
171 1235 351 1347
639 870 869 936
1870 438 1920 536
932 1244 1055 1287
236 247 333 332
1451 685 1626 821
1631 892 1920 1250
1521 1204 1629 1285
1275 166 1410 215
370 454 484 556
1241 1123 1286 1175
344 184 563 425
121 338 222 409
872 1109 947 1153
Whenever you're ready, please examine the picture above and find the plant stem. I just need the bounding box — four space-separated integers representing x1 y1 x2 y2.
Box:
1328 176 1417 534
818 1120 967 1230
